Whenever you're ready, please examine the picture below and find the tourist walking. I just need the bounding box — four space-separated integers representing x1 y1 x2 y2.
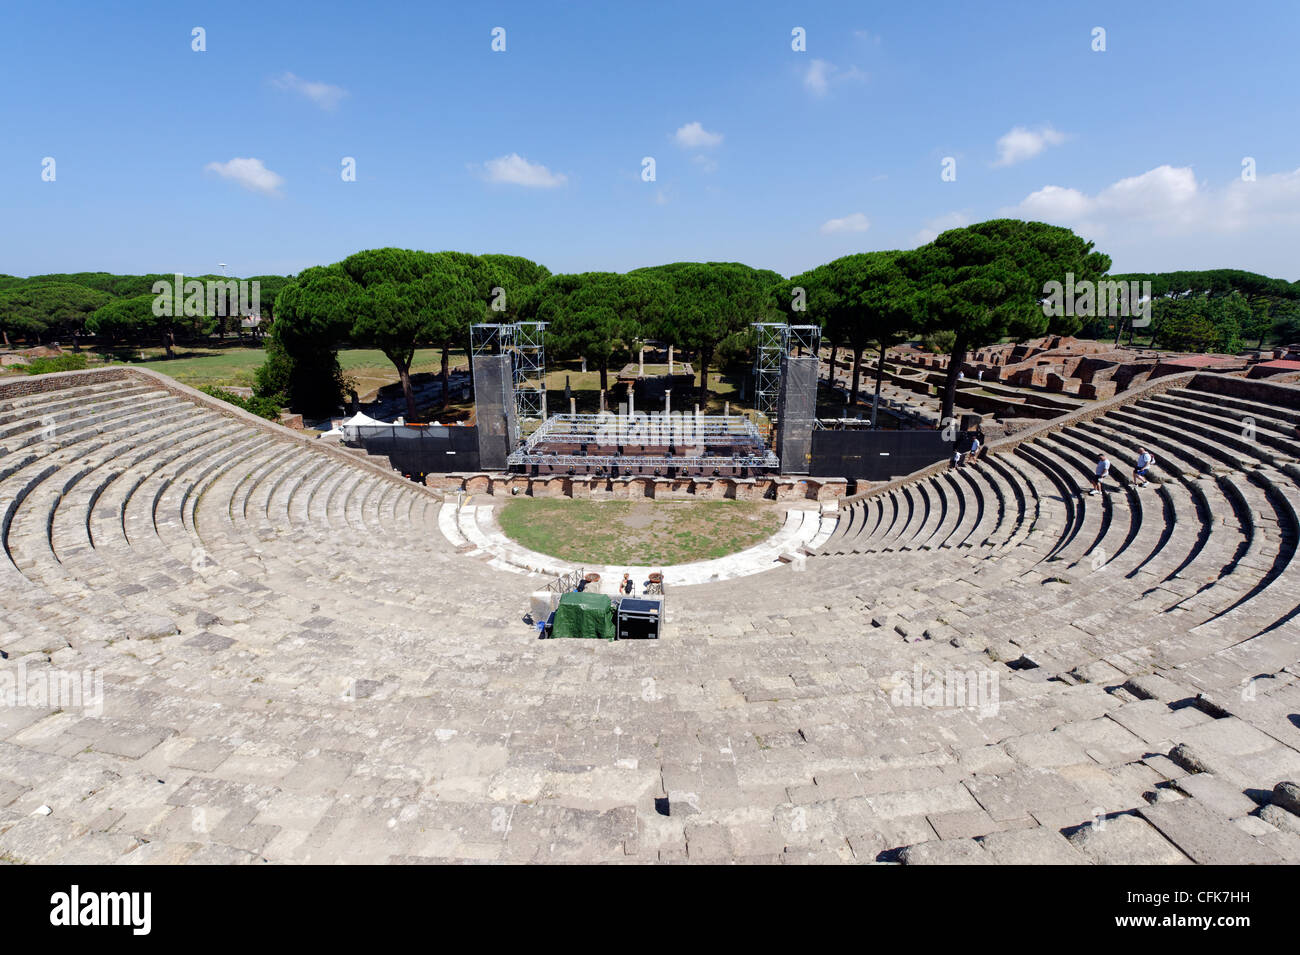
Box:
1090 454 1110 496
1132 447 1155 487
950 430 973 468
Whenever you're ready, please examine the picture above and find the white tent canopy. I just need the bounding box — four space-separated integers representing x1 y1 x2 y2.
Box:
319 411 392 440
340 411 387 429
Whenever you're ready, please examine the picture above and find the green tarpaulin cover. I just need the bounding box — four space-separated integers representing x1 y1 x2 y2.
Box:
551 591 616 640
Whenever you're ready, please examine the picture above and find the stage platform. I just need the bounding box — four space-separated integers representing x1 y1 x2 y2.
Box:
506 412 779 477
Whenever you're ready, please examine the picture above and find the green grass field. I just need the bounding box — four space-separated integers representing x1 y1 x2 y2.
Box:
69 345 467 397
495 498 781 566
118 348 269 388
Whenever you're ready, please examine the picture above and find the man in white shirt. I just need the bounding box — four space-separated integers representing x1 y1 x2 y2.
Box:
1090 454 1110 496
1132 447 1154 487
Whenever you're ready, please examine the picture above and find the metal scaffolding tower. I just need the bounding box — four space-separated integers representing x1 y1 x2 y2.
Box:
470 321 549 435
752 323 785 418
752 323 822 420
512 321 548 426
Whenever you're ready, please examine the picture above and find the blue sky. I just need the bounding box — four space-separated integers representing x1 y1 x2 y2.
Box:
2 0 1298 280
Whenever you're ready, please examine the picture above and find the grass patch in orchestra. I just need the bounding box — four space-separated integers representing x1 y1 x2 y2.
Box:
496 498 782 566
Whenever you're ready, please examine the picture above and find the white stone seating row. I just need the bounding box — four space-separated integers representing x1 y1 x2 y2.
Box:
440 500 835 587
1101 410 1293 625
799 384 1298 689
0 384 163 451
1 393 232 639
0 380 470 660
2 373 1297 865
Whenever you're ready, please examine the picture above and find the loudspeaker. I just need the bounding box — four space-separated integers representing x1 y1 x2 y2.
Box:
776 353 818 475
473 353 518 470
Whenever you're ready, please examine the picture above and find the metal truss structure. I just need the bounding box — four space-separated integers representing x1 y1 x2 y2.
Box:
470 321 549 433
751 323 822 419
785 323 821 356
469 322 512 358
506 413 779 471
752 323 785 418
512 321 548 425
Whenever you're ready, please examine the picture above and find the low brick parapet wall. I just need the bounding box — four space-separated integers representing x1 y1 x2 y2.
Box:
429 472 847 502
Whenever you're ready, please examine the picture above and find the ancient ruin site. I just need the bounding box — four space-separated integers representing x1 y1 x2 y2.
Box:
2 4 1298 902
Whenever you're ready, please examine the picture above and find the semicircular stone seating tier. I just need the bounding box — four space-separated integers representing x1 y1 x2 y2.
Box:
437 498 838 586
0 368 1298 865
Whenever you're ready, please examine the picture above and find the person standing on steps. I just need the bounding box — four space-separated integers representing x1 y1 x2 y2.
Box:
1090 453 1111 496
1132 447 1154 487
950 429 973 468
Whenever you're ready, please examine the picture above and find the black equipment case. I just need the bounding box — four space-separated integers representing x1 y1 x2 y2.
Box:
615 597 663 639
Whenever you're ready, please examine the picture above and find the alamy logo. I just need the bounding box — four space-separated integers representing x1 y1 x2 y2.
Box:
581 409 725 447
890 663 1000 718
50 885 151 935
1042 274 1152 327
0 661 103 717
152 272 260 318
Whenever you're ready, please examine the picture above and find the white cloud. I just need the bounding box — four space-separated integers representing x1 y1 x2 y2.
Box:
1002 164 1300 276
672 121 724 149
1016 184 1095 222
804 59 833 96
478 153 568 188
993 124 1067 166
272 72 347 110
820 212 871 235
803 59 866 97
913 211 971 245
204 158 285 197
1221 166 1300 230
1011 165 1201 236
1096 164 1199 218
1008 164 1300 241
